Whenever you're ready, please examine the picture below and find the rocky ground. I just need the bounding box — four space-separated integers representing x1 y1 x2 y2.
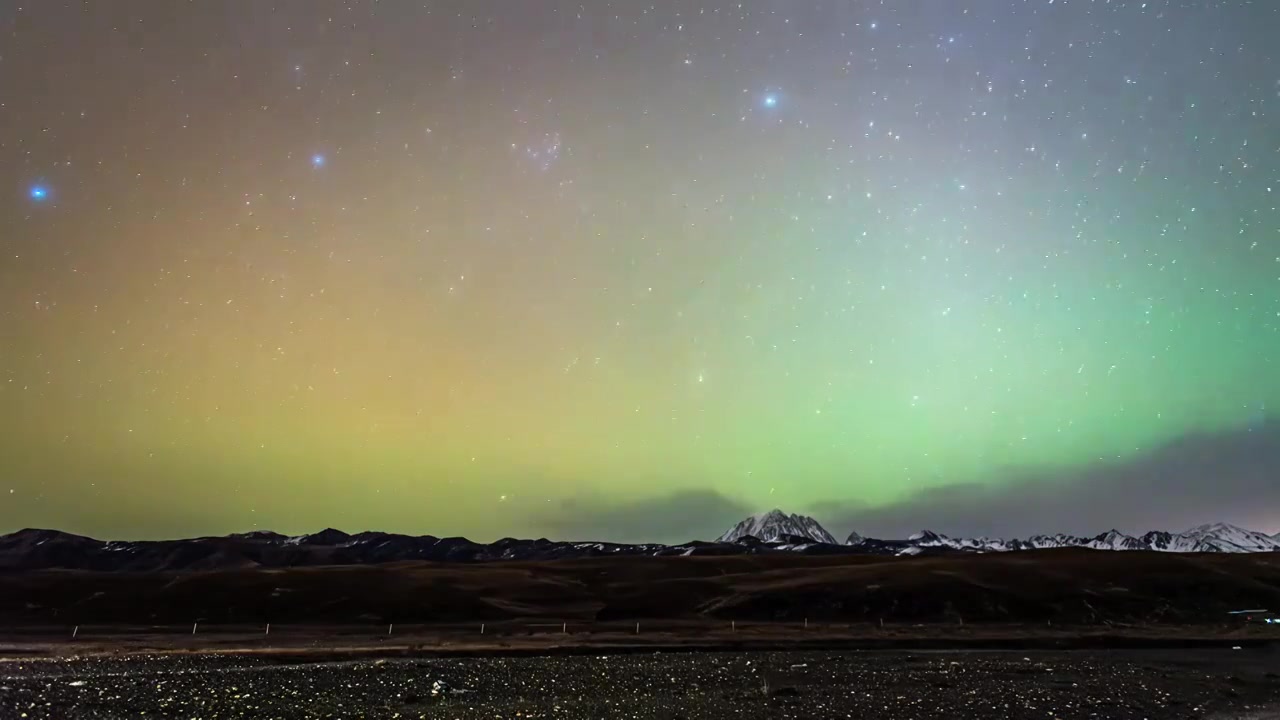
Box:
2 648 1278 719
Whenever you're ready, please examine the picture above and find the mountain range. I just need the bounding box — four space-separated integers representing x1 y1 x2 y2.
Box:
0 513 1276 572
721 510 1280 555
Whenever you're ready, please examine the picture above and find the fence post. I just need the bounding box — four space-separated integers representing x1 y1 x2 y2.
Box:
265 623 270 635
732 620 736 632
72 625 78 638
481 623 485 635
562 622 567 634
192 622 198 635
635 622 639 635
388 623 393 636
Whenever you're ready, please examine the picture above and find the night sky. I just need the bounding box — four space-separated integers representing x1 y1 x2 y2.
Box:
3 1 1278 543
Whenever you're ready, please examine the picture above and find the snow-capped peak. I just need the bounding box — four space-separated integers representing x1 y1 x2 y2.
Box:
1183 522 1246 536
1178 522 1280 552
717 509 837 545
907 529 946 543
1084 529 1145 551
844 530 864 545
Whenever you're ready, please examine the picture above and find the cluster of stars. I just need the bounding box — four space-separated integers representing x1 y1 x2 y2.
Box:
3 0 1279 540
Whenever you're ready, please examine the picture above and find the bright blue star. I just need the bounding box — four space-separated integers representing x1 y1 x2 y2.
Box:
763 94 778 108
29 186 48 201
311 154 325 168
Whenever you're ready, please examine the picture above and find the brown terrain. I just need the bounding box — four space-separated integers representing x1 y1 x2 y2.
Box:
1 548 1279 650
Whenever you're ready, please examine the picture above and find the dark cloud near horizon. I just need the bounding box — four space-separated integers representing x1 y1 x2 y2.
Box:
823 420 1280 539
537 421 1280 543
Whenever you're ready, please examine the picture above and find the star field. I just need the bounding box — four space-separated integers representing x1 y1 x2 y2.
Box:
1 1 1278 541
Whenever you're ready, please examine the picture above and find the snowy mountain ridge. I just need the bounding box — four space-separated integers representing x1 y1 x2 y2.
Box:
721 513 1280 555
900 523 1280 554
716 509 838 545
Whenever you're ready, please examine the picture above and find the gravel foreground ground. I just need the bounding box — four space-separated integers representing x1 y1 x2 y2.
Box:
2 649 1279 719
